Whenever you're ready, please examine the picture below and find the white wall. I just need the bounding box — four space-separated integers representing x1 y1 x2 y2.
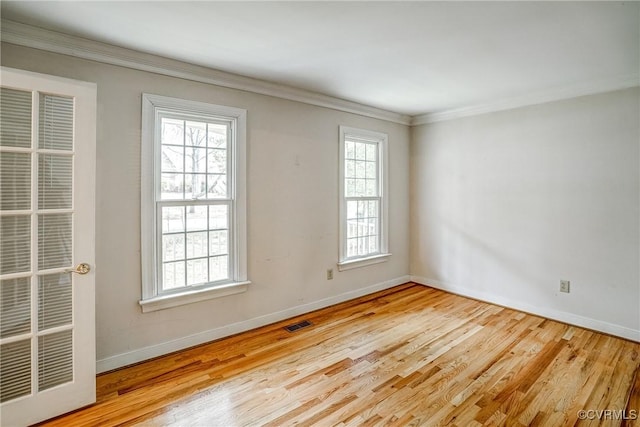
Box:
411 88 640 340
1 43 411 370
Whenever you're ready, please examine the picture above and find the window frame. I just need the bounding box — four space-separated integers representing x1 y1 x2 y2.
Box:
338 126 390 271
140 94 249 312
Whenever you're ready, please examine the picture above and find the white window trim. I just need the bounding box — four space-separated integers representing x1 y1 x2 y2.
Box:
337 126 390 271
140 93 249 312
138 281 251 313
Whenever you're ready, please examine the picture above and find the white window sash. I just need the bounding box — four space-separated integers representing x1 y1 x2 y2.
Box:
344 195 383 259
154 199 233 297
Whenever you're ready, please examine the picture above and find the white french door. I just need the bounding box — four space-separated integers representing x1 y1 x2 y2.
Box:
0 67 96 426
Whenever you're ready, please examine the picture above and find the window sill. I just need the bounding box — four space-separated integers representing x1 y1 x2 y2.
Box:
139 281 251 313
337 253 391 271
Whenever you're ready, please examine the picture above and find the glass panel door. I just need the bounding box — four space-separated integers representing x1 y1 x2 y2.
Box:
0 67 96 426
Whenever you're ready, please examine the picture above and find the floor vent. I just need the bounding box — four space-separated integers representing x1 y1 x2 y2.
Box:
284 320 313 332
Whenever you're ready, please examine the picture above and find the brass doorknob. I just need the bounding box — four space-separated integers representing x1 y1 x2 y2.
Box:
67 263 91 275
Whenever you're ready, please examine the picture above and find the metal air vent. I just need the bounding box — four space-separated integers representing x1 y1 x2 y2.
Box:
284 320 313 332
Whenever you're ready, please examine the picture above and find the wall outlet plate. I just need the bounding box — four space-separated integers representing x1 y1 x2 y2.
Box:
327 269 333 280
560 280 570 293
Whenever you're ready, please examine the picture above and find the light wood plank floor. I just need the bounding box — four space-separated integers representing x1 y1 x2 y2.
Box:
40 283 640 426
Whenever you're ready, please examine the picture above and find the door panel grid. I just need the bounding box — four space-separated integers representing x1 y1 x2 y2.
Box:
0 88 75 402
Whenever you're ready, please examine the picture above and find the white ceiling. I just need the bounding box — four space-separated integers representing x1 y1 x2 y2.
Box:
2 1 638 116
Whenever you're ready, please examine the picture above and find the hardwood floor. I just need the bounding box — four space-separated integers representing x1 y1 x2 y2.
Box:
40 283 639 426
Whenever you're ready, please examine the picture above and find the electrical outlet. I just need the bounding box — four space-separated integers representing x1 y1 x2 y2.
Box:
327 269 333 280
560 280 570 293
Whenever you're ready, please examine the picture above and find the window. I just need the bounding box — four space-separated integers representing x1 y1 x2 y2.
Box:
140 94 248 312
338 126 390 270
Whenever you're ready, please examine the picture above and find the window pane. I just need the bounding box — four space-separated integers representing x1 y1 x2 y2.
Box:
209 230 228 256
185 147 207 173
366 179 378 196
161 173 184 200
38 273 72 331
355 179 365 196
0 88 32 149
1 277 30 338
209 255 228 282
39 214 72 270
366 143 376 161
357 200 366 218
346 200 357 220
347 219 357 240
186 205 207 231
185 174 207 199
162 206 185 233
207 174 227 198
358 237 366 256
347 238 358 258
207 149 226 174
186 232 208 258
366 161 376 179
209 205 228 229
359 221 366 237
365 200 380 224
38 154 72 210
0 152 31 211
207 123 227 148
38 330 73 391
39 95 73 151
368 217 378 235
163 261 185 290
162 233 185 262
369 236 378 254
1 339 31 402
1 215 31 274
368 200 378 218
186 258 208 286
345 179 356 197
185 121 206 146
355 161 365 179
161 145 183 172
345 160 355 179
355 141 366 160
345 140 355 159
161 118 184 146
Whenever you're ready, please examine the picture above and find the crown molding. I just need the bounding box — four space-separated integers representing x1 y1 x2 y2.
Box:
4 19 637 128
0 19 411 126
412 74 640 125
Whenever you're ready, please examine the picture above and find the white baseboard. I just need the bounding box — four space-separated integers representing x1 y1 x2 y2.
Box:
410 276 640 342
96 275 411 373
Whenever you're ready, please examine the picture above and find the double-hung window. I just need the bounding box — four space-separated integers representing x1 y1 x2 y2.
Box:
140 94 248 312
338 126 390 270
